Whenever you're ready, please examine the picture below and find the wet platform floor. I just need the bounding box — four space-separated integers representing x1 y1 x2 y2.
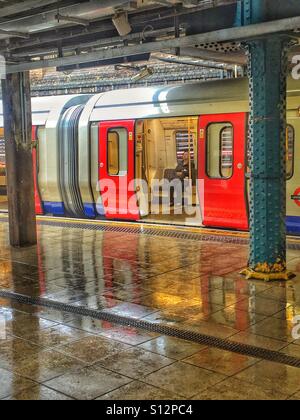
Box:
0 219 300 400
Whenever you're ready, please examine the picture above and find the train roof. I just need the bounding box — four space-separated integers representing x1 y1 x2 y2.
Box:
0 77 299 128
89 78 250 121
0 94 90 127
89 77 300 121
95 77 250 108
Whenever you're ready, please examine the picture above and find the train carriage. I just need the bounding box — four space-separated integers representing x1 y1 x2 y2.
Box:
0 77 300 234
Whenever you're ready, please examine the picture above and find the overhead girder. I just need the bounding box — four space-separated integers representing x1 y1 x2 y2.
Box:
0 4 237 57
0 1 88 19
11 27 177 59
0 0 222 34
0 1 139 35
1 13 173 53
179 46 247 65
265 0 300 20
56 52 151 71
0 1 239 46
0 6 172 52
6 15 300 73
1 0 300 70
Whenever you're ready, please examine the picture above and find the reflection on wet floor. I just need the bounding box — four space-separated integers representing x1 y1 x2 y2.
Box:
0 220 300 399
0 201 7 212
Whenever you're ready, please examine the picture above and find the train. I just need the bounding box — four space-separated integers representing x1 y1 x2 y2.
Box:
0 77 299 234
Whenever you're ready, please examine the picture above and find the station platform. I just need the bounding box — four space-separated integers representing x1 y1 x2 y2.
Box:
0 215 300 400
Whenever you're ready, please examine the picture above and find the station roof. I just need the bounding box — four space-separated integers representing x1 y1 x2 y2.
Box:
0 0 300 74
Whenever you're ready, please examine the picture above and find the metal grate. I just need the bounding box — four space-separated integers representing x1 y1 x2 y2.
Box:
1 289 300 369
38 218 250 245
1 213 300 248
39 218 300 249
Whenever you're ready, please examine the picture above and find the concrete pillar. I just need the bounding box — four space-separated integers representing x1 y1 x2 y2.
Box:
1 72 37 247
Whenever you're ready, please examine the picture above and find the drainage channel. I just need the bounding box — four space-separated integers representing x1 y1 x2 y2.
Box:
42 222 249 245
1 213 300 249
37 220 300 250
2 213 300 249
1 289 299 369
0 214 248 245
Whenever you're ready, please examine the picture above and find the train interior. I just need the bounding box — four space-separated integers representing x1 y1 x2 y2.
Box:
135 116 202 226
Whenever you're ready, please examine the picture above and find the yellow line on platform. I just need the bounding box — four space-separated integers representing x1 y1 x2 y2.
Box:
1 212 300 244
35 215 250 239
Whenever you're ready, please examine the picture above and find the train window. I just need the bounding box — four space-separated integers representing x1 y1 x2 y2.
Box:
207 123 233 179
107 128 128 176
286 124 294 180
108 131 119 175
220 127 234 178
175 131 195 162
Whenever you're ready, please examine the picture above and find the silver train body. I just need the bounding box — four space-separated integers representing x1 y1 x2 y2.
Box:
0 77 299 232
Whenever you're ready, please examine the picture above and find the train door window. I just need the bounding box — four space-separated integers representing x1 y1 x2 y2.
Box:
107 128 128 176
207 123 233 179
286 124 294 180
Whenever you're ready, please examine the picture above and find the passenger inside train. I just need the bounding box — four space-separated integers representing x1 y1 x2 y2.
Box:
176 151 195 184
135 116 199 225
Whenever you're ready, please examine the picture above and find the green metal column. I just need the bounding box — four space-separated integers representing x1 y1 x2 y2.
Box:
237 0 294 281
241 37 294 281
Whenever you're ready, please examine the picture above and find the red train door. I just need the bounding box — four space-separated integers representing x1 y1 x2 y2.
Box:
32 126 43 215
99 120 139 220
198 113 248 230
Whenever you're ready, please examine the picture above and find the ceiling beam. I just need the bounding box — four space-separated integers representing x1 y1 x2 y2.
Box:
6 15 300 73
153 54 232 70
11 27 177 58
0 2 237 52
0 0 138 29
0 0 87 19
0 0 59 18
0 29 29 39
180 46 247 65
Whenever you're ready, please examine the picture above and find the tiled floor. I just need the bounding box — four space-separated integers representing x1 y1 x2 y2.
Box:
0 219 300 400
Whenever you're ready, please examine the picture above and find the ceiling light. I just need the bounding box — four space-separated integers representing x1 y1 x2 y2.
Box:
112 12 132 36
